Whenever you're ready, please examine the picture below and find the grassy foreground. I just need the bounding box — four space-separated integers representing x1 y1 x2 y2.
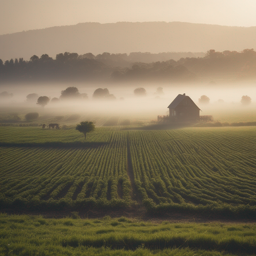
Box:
0 214 255 256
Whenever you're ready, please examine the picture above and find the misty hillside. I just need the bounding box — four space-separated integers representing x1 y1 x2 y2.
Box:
1 22 256 60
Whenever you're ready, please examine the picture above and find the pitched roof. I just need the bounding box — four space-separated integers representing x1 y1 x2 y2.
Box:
167 94 200 110
167 94 186 109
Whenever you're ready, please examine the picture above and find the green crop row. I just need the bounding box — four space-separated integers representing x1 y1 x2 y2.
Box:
0 126 256 217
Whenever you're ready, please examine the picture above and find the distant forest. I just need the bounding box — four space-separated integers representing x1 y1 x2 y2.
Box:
0 49 256 83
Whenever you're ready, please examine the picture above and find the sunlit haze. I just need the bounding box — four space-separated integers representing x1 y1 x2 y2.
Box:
1 82 256 125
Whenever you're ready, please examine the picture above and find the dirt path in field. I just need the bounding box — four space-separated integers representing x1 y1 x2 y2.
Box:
126 132 140 203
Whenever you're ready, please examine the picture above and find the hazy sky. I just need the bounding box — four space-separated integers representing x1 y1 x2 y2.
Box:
1 0 256 35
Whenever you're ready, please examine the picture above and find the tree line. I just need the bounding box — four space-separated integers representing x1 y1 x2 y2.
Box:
0 49 256 83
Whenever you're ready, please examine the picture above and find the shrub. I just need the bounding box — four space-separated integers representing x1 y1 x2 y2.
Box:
25 112 39 121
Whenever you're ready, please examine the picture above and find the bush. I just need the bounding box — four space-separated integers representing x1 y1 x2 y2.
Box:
25 112 39 121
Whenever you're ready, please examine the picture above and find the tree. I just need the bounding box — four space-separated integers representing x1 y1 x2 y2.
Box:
60 87 81 100
56 52 78 62
51 97 59 103
155 87 164 95
26 93 38 102
0 91 13 99
30 55 39 62
134 87 146 96
76 121 95 139
25 112 39 121
37 96 50 107
241 95 251 105
40 54 52 61
93 88 109 99
80 53 95 59
198 95 210 104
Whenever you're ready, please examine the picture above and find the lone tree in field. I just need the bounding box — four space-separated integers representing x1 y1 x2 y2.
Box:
76 121 95 139
241 95 251 105
37 96 50 108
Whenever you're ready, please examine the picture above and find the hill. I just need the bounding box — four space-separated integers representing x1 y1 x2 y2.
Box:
1 22 256 60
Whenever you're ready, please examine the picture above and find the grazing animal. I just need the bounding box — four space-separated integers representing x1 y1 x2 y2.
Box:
49 123 60 129
42 124 46 129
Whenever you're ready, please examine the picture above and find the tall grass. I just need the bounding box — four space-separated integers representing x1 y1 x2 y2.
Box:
0 214 255 256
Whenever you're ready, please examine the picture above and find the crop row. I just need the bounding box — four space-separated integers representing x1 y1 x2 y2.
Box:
0 128 131 207
0 126 256 215
129 128 256 207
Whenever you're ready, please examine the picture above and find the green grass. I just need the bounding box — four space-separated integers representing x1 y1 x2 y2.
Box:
0 126 256 218
0 214 255 256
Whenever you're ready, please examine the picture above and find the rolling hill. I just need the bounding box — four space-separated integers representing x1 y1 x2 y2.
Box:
1 22 256 61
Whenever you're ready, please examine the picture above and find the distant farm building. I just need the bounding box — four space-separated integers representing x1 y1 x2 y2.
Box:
158 94 211 122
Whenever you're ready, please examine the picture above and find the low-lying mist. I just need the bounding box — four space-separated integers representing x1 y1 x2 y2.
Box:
1 81 256 125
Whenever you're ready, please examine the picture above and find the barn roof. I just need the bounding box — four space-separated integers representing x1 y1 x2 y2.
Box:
167 94 200 110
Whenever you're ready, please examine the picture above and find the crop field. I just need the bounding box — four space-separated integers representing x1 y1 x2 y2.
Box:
0 126 256 218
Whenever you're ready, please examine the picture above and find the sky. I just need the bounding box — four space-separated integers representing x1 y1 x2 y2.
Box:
1 0 256 35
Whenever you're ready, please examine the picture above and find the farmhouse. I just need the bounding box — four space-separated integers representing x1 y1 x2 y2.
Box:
158 93 200 122
168 93 200 122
